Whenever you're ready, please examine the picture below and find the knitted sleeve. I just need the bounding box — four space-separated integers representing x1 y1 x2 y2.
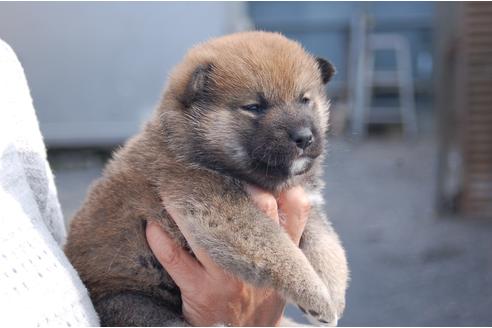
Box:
0 39 100 326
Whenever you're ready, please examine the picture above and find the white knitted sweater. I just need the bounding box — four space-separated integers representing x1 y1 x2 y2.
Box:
0 39 99 326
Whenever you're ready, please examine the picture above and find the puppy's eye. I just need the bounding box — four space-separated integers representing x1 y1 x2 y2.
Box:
301 97 311 104
242 103 265 113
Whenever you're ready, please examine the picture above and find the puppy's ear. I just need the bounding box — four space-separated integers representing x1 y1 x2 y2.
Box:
181 63 214 107
316 58 336 84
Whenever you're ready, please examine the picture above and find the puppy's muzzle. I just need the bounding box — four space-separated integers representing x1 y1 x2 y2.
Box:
289 127 314 150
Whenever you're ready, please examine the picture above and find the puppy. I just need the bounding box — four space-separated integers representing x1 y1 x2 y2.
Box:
65 31 349 326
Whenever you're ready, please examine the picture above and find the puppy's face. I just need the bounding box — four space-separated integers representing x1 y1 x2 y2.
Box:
168 32 334 190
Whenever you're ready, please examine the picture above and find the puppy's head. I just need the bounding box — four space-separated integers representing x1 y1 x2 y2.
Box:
162 31 334 190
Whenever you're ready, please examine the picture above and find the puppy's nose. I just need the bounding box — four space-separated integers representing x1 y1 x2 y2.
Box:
290 127 314 150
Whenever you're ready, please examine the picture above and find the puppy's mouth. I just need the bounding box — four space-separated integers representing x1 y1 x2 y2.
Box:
290 156 314 176
252 153 317 178
290 144 322 174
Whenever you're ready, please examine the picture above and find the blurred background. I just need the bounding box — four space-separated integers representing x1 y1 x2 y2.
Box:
1 1 491 326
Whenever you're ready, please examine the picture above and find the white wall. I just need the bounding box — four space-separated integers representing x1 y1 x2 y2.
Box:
0 2 247 147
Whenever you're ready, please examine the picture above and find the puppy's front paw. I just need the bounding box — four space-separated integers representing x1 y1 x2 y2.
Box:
310 280 346 326
298 305 338 327
331 287 346 324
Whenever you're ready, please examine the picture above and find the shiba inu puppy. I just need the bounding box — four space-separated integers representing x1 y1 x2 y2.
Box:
65 31 348 326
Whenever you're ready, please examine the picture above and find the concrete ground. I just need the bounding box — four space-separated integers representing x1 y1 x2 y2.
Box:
50 136 492 326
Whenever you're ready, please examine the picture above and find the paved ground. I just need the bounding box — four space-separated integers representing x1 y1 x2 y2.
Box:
50 136 492 326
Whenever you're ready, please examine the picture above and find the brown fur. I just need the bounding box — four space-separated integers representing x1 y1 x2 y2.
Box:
65 31 348 326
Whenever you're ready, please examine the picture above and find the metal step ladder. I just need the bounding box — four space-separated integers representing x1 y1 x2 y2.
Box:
350 15 418 138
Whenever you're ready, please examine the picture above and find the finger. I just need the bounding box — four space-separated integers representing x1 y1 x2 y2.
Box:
277 186 310 245
245 184 279 223
145 221 205 293
164 205 225 274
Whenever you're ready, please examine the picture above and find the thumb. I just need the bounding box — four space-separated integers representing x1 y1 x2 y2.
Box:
145 221 204 293
277 186 310 245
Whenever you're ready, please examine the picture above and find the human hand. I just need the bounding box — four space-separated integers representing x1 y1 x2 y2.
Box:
145 185 310 326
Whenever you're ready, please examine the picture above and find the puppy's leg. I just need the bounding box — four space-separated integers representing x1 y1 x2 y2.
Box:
95 292 186 327
161 178 338 323
298 204 349 326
